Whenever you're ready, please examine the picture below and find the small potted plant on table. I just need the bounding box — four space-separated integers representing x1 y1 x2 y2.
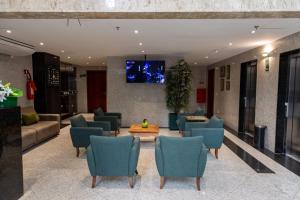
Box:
0 81 23 108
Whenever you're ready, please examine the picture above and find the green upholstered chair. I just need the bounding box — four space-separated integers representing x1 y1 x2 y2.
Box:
87 135 140 188
70 115 111 157
94 107 121 135
184 115 224 158
155 136 208 191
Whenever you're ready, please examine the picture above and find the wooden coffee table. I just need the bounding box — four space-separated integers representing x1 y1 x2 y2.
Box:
129 124 159 141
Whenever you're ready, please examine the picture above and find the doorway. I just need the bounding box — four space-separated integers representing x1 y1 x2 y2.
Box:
207 69 215 118
87 70 107 113
276 50 300 161
238 60 257 136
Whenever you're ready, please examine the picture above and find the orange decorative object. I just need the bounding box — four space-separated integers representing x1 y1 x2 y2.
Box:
197 88 206 103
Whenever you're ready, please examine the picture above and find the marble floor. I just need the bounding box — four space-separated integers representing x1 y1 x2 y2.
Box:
20 126 300 200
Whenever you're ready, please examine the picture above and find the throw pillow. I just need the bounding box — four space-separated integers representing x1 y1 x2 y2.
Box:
22 113 38 125
94 107 104 116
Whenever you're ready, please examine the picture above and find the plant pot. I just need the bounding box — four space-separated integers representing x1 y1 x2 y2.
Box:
169 113 178 130
0 97 18 108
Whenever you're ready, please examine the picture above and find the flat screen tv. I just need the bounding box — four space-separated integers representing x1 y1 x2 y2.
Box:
126 60 165 83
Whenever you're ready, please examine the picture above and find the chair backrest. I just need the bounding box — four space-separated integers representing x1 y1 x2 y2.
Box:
159 136 204 177
193 107 205 116
70 115 87 127
90 135 133 176
94 107 104 116
207 115 224 128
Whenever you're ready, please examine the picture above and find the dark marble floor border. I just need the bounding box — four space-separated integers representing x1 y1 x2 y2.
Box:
223 136 274 173
224 125 300 176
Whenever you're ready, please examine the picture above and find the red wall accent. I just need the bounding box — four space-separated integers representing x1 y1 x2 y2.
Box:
197 88 206 103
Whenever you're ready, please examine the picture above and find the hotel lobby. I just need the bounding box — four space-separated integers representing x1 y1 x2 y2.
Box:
1 1 300 200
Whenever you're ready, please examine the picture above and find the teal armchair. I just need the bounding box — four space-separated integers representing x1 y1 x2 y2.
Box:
94 107 121 135
70 115 111 157
177 108 206 134
87 135 140 188
155 136 208 190
184 116 224 158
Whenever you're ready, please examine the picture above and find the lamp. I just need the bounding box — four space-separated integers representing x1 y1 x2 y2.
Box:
262 44 273 72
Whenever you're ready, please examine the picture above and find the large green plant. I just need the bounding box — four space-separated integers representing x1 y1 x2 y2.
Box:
165 59 192 114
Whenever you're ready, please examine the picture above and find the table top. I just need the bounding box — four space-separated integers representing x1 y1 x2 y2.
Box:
129 124 159 133
185 116 208 122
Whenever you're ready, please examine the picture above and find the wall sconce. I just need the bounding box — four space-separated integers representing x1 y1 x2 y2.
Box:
262 44 273 72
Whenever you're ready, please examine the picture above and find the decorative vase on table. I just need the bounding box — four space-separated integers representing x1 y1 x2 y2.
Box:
142 119 149 128
0 81 23 108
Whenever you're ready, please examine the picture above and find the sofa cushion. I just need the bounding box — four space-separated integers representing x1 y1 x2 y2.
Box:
32 121 60 142
21 107 40 120
22 113 39 125
207 116 223 128
21 127 37 150
70 115 87 127
94 107 104 116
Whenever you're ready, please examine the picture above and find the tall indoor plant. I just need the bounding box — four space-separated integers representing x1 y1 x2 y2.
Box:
0 81 23 108
165 59 192 130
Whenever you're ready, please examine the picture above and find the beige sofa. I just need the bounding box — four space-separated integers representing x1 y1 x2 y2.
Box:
21 107 60 151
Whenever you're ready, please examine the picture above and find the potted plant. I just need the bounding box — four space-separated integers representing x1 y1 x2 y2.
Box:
165 59 192 130
0 81 23 108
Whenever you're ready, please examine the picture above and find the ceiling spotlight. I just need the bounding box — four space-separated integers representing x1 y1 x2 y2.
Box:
102 62 105 65
215 50 219 53
67 56 71 59
194 62 198 65
39 42 44 46
6 30 12 34
61 50 65 53
86 62 90 65
262 53 268 57
251 30 256 34
88 56 92 59
229 42 233 46
141 50 145 53
134 30 139 34
205 56 209 59
139 42 143 46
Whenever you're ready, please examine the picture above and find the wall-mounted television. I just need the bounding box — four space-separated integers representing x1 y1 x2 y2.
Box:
126 60 165 83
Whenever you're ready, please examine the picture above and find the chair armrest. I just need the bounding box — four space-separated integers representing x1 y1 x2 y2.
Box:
104 112 122 119
38 114 60 122
87 121 111 131
155 137 164 176
70 127 103 148
129 137 140 176
87 145 96 176
197 144 208 177
191 128 224 148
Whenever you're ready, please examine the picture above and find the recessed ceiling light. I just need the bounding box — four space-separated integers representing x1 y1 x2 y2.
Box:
102 62 105 65
205 56 209 59
134 30 139 34
88 56 92 59
262 53 268 57
139 42 143 46
141 50 145 53
215 50 219 53
194 62 198 65
67 56 71 59
86 62 90 65
61 50 65 53
229 42 233 46
251 30 256 34
6 30 12 34
39 42 44 46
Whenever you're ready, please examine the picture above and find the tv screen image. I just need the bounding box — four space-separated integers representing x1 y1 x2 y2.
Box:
126 60 165 83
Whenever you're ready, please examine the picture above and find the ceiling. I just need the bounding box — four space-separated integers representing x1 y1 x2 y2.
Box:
0 19 300 66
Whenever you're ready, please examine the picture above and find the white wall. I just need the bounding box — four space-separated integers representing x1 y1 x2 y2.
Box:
106 55 206 127
211 31 300 152
0 54 33 107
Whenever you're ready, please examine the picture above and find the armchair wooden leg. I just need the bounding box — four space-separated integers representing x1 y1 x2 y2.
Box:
215 149 219 159
196 177 200 191
92 176 96 188
160 176 165 189
128 177 134 188
135 170 139 175
114 131 117 136
76 148 80 157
